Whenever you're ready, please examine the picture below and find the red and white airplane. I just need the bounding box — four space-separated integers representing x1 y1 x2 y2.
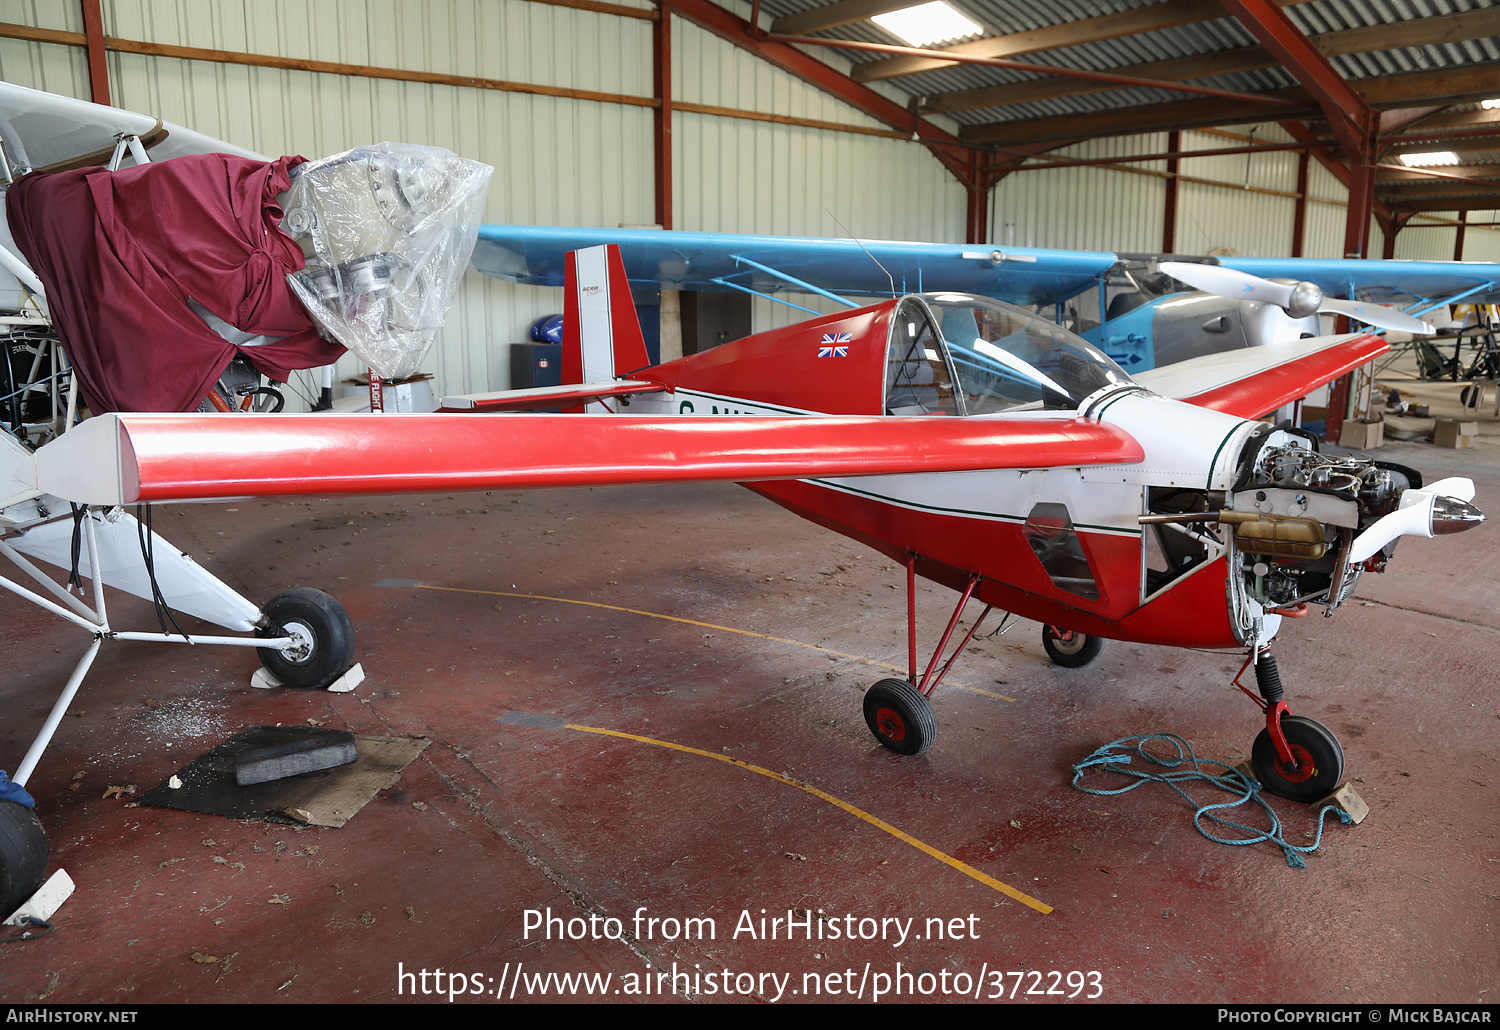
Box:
0 81 1484 916
17 245 1483 805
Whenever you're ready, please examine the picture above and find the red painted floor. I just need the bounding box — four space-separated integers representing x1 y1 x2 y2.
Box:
1 444 1496 1004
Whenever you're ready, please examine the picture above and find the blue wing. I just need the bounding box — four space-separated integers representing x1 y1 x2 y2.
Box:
471 225 1116 309
1221 256 1500 310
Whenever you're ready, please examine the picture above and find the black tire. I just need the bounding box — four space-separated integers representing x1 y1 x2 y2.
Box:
1251 715 1345 804
862 679 937 756
256 588 355 689
0 800 48 919
1043 626 1104 668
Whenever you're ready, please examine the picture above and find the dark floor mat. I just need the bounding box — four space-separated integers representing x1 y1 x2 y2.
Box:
138 725 429 827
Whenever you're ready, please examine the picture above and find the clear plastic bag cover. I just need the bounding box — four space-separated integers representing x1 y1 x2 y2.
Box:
283 143 493 379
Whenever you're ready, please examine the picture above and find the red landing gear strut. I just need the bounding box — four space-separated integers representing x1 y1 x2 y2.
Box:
1232 648 1346 803
863 557 998 757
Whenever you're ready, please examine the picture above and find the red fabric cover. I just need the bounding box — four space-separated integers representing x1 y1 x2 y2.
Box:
5 153 345 413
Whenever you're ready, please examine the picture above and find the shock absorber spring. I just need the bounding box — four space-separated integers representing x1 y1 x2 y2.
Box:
1254 649 1284 705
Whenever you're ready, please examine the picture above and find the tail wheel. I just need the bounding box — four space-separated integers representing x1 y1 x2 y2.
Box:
1252 715 1345 803
0 800 48 918
862 679 937 756
1042 625 1104 668
255 588 356 689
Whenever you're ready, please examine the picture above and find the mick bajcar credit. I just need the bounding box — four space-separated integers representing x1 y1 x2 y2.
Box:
396 906 1106 1002
1219 1009 1493 1022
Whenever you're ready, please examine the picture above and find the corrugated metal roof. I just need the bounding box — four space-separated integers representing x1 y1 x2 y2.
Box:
756 0 1500 126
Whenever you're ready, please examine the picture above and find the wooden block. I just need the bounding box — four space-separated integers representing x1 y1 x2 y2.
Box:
1311 782 1369 824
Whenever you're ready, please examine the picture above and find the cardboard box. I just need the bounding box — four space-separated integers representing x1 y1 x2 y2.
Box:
1340 419 1384 449
1434 418 1478 448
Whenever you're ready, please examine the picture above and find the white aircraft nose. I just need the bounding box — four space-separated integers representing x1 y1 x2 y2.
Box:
1349 491 1485 564
1431 495 1485 535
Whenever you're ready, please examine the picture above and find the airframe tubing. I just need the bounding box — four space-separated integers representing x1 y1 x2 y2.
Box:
4 511 298 787
13 637 101 786
0 536 100 623
0 572 103 633
730 255 861 309
917 574 983 697
708 276 826 316
0 241 45 297
111 632 293 648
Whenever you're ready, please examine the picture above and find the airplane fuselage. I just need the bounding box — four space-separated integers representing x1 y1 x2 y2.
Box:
627 380 1270 652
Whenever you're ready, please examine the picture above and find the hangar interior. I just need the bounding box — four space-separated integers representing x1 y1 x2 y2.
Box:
0 0 1497 1006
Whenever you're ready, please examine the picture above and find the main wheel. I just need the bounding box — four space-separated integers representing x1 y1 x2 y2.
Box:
1251 715 1345 804
863 679 937 756
1043 626 1104 668
256 588 356 689
0 800 48 918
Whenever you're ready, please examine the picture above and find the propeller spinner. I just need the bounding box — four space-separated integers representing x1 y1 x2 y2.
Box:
1158 262 1436 335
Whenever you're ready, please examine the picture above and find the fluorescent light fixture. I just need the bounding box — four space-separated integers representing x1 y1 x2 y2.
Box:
872 2 982 47
1482 98 1500 110
1399 151 1460 166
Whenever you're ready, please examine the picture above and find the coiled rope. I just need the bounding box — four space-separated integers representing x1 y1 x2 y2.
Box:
1071 732 1351 868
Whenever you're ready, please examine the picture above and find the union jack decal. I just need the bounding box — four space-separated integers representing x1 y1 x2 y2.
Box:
818 332 851 357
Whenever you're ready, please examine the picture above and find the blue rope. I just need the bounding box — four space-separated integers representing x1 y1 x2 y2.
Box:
1070 733 1352 869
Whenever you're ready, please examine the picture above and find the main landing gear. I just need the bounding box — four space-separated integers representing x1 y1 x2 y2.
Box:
1 520 355 922
862 562 998 758
1234 649 1345 803
0 798 47 919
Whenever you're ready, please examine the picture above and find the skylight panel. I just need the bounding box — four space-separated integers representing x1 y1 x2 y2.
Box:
871 2 982 48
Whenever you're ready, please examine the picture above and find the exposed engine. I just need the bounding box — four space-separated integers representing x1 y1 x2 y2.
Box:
1142 424 1484 629
1225 430 1422 615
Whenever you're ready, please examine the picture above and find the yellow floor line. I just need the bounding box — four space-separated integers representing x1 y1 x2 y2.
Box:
418 584 1016 702
564 722 1052 914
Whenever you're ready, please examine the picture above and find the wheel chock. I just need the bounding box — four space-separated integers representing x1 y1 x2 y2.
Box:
1237 759 1369 824
1311 782 1368 825
3 869 74 927
326 663 365 694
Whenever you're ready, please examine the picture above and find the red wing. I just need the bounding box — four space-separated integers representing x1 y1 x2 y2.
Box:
439 380 663 412
35 412 1143 506
1133 333 1389 419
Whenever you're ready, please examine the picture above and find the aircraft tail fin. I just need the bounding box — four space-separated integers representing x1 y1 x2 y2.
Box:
562 245 651 409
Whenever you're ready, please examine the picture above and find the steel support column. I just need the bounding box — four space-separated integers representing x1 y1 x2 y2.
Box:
654 4 673 230
1454 210 1468 261
1222 0 1381 258
80 0 109 106
1163 129 1180 253
966 175 989 244
1379 211 1410 259
1291 147 1309 257
1344 144 1378 258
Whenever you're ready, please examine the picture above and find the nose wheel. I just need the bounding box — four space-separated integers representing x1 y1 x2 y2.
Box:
1234 650 1347 803
1252 715 1345 803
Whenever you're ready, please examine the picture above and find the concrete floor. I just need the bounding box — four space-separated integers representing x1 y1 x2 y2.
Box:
1 401 1497 1004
